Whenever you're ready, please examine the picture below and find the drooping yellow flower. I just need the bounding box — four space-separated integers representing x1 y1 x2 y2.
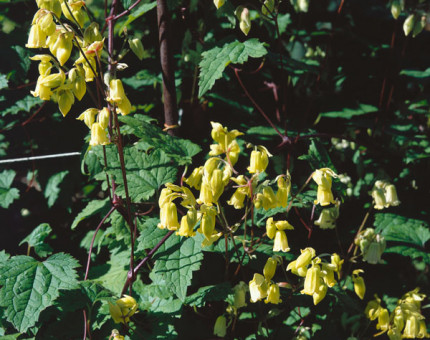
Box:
263 257 277 281
109 295 138 324
158 201 180 230
176 207 198 237
77 108 98 128
61 0 87 28
273 230 290 252
185 166 203 190
313 281 327 305
265 283 281 304
233 281 248 309
209 122 243 165
312 168 337 206
352 269 365 300
248 146 272 174
301 262 321 296
249 273 268 303
107 79 132 115
276 174 291 208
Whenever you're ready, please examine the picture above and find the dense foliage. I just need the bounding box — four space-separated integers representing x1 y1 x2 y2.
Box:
0 0 429 339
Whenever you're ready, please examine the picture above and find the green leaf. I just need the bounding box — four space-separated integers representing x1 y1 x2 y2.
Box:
0 169 19 209
152 235 204 302
11 46 30 79
119 2 157 31
136 217 169 254
374 213 430 246
122 70 161 89
71 198 110 230
19 223 53 258
318 103 378 119
374 213 430 263
119 115 201 165
0 96 42 117
89 250 129 294
135 279 182 314
298 139 336 171
0 74 8 90
95 145 178 202
44 171 69 208
0 253 79 333
198 39 268 97
185 282 231 307
400 68 430 78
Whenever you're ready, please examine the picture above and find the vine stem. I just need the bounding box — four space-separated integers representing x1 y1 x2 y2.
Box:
156 0 179 136
234 68 285 141
84 206 116 280
121 230 175 295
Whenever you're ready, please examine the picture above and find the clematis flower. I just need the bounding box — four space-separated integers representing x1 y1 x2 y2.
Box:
158 201 180 230
352 269 365 300
77 108 98 128
233 281 248 309
248 146 271 174
265 283 281 304
109 295 138 324
263 257 277 281
301 262 322 296
276 174 291 208
176 208 198 237
249 273 268 302
185 166 203 190
312 168 337 206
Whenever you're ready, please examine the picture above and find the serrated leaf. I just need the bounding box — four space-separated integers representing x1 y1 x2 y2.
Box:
136 217 169 254
119 2 157 31
374 213 430 246
374 213 430 263
89 251 129 294
135 279 182 314
95 145 177 202
0 74 8 90
71 198 110 230
319 103 378 119
0 96 42 117
198 39 268 97
19 223 53 258
119 115 201 165
44 171 69 208
152 235 204 302
0 169 19 209
0 253 79 332
185 282 231 307
298 139 336 171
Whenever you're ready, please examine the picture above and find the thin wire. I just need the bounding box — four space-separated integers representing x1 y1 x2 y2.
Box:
0 152 81 164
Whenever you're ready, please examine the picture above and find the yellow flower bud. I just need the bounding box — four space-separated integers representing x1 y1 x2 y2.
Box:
266 217 276 239
265 283 281 304
263 257 277 281
331 253 343 279
201 206 216 240
210 169 225 203
312 281 327 305
236 6 251 36
61 0 87 28
177 208 198 237
403 14 415 36
77 108 98 129
301 264 321 296
233 282 248 309
296 247 316 268
213 0 225 9
204 157 220 178
51 31 74 66
35 10 56 36
129 38 145 61
185 166 203 190
109 295 138 324
58 89 74 116
276 175 290 208
248 150 268 174
249 273 268 303
213 315 227 338
83 22 103 45
68 66 86 101
26 24 47 49
273 230 290 252
108 79 127 103
262 187 277 210
89 122 110 146
198 178 214 206
36 0 62 18
352 269 365 300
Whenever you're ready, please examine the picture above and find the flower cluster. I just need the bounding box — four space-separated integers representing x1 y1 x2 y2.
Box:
249 257 281 304
287 248 343 305
254 174 290 210
371 180 400 210
26 0 133 146
108 295 138 324
355 228 386 264
365 288 429 339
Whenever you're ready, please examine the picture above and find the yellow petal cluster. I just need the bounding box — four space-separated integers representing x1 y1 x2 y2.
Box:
371 180 400 210
312 168 337 206
109 295 138 324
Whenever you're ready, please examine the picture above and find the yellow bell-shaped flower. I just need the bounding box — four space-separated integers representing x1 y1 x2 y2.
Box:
89 122 110 146
185 166 203 190
109 295 138 324
176 208 197 237
233 281 248 309
265 283 281 304
301 263 321 296
312 281 328 305
77 108 98 129
273 230 290 252
352 269 365 300
249 273 268 303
